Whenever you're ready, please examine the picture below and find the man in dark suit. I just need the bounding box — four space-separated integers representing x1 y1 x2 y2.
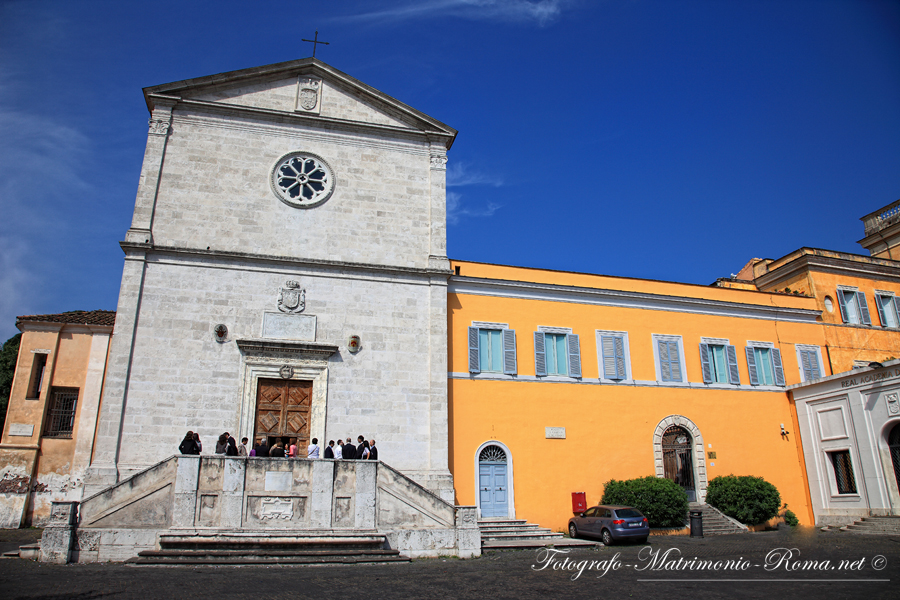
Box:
256 438 269 458
357 435 366 458
342 437 356 459
368 440 378 461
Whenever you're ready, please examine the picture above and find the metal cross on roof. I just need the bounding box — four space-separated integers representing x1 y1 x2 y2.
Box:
302 30 330 58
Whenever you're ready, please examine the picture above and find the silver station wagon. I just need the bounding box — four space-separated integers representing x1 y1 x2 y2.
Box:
568 504 650 545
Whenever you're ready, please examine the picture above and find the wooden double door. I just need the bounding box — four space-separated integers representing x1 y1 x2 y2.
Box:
254 378 311 447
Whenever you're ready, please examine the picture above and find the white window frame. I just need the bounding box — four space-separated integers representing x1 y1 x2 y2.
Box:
468 321 516 375
795 344 825 383
745 340 785 387
874 290 900 328
699 337 740 386
596 330 632 383
837 286 871 325
535 326 582 379
824 447 860 498
651 334 687 385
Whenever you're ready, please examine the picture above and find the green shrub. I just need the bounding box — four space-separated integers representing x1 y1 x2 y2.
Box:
601 476 689 528
705 475 781 525
780 503 799 527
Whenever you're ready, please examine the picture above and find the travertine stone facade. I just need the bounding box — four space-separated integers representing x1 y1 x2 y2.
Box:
87 58 457 500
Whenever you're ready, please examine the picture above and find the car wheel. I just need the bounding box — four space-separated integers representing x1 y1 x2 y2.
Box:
601 529 613 545
568 523 578 539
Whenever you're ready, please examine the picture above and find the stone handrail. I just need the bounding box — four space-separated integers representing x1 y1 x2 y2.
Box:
862 199 900 236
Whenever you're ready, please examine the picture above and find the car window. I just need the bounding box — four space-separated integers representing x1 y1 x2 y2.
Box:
615 509 643 518
603 509 612 518
583 508 597 517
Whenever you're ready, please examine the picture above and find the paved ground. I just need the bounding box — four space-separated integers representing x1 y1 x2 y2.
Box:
1 528 898 599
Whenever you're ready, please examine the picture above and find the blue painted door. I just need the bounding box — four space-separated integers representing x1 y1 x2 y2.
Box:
479 463 508 517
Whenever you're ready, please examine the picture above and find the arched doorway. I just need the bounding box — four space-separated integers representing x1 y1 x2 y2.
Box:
662 426 696 501
653 416 707 502
476 442 514 518
889 423 900 498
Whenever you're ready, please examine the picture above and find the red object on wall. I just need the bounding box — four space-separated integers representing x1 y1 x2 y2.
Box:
572 492 587 513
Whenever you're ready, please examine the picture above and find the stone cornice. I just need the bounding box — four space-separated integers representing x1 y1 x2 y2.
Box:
755 248 900 289
236 338 338 358
449 276 821 323
156 95 454 147
119 242 453 279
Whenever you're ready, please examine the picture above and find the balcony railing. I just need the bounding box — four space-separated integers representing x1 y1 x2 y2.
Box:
862 199 900 236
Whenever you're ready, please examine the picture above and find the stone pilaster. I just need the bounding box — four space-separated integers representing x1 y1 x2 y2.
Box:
172 456 200 527
455 505 481 558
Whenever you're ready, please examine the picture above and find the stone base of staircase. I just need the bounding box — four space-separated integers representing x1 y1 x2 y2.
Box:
479 520 599 550
125 532 410 566
838 516 900 535
689 503 749 536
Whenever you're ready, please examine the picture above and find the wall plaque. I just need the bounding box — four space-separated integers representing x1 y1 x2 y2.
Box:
264 471 292 492
262 312 316 341
545 427 566 439
8 423 34 437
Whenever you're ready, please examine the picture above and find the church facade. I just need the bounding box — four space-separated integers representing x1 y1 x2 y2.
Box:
84 58 457 502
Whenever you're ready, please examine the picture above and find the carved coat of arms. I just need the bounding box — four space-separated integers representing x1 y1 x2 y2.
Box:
278 280 306 313
297 78 320 111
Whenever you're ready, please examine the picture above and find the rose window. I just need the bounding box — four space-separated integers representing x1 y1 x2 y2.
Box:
271 152 335 208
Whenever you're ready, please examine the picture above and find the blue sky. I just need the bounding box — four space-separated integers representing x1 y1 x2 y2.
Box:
1 0 898 341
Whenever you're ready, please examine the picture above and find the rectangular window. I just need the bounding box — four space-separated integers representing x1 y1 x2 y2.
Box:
598 331 629 380
653 335 684 383
534 329 581 378
746 343 785 386
27 353 48 399
699 341 740 384
875 292 900 328
468 325 516 375
837 288 871 325
43 387 79 438
796 345 823 382
829 450 857 494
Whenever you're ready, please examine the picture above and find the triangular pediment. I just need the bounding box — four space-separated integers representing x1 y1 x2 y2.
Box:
143 58 456 146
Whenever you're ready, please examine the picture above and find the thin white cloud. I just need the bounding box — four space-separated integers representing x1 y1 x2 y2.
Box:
446 161 505 187
447 191 501 225
335 0 565 27
0 236 38 342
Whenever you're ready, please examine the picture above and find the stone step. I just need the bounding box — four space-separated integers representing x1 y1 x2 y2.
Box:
481 532 564 541
158 534 386 552
127 553 409 566
477 525 544 533
482 538 600 550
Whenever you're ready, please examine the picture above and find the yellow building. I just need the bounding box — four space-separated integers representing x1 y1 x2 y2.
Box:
0 311 114 527
448 261 828 530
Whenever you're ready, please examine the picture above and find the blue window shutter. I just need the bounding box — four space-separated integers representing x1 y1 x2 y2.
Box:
726 345 740 385
837 289 849 323
772 348 785 386
534 332 546 377
857 292 871 325
502 329 517 375
567 334 582 378
876 295 888 327
799 349 812 381
669 341 683 382
658 340 671 381
808 350 821 380
601 336 617 379
614 336 626 379
468 327 480 374
893 297 900 329
699 344 712 383
746 346 759 386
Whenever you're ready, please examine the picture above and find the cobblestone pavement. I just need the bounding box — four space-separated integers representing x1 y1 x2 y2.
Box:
1 528 898 600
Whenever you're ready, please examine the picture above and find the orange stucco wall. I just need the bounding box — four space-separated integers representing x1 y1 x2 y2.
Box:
449 260 819 530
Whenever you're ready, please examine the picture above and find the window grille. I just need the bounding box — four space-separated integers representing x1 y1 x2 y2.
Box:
479 445 507 463
44 388 79 438
829 450 857 494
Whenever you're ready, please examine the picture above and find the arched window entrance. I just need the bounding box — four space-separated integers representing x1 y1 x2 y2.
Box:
889 423 900 497
662 425 696 501
476 442 513 518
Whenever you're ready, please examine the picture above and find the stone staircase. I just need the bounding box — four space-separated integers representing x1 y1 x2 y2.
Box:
479 519 599 550
839 516 900 535
689 504 748 536
125 532 410 566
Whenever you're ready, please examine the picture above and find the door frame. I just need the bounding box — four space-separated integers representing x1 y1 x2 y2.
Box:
653 415 708 503
474 440 516 519
237 340 335 448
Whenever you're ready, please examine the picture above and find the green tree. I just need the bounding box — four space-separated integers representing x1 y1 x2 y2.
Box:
0 333 22 433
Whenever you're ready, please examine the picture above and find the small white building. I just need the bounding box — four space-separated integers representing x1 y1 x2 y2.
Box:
791 360 900 526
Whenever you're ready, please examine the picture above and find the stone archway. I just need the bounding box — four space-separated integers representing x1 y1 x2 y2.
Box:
653 416 708 503
474 440 516 519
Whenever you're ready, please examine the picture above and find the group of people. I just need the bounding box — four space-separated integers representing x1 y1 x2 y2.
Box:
179 432 379 461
